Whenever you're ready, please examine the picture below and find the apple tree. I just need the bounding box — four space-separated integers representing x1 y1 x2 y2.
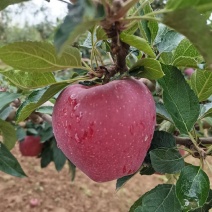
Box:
0 0 212 211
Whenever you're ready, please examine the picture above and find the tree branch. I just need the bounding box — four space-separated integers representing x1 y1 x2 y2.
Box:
38 113 52 125
175 136 212 146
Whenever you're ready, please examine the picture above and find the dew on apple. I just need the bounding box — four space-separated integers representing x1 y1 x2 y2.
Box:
74 133 81 143
62 108 67 116
76 116 81 123
123 166 126 173
52 78 156 182
74 103 81 111
68 124 72 131
129 125 134 135
70 94 77 99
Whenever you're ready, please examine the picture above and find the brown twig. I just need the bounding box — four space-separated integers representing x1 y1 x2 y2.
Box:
175 136 212 146
38 113 52 125
100 3 130 83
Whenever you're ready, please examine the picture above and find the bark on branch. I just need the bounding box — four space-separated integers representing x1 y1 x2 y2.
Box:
175 136 212 146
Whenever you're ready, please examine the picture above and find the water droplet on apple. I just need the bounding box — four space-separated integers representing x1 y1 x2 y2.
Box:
76 116 81 123
130 125 134 135
144 135 148 141
68 124 72 130
123 166 126 173
128 169 132 174
62 108 67 116
139 121 145 130
68 95 77 106
74 103 80 111
70 94 77 99
70 113 74 118
74 133 81 143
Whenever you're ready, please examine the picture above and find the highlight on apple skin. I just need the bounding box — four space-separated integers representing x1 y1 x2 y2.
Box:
52 78 156 182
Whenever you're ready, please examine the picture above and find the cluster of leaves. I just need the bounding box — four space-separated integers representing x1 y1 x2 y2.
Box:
0 0 212 211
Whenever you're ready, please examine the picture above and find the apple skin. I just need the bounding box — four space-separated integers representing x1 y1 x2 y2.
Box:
19 136 43 157
184 68 195 78
52 78 156 182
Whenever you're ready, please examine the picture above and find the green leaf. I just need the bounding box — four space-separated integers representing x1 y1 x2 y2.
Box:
120 33 156 58
40 123 53 142
36 106 53 115
139 2 158 44
158 64 200 134
129 58 164 80
0 142 26 177
176 165 210 211
139 165 155 176
144 131 176 164
154 23 184 53
163 8 212 70
171 39 200 68
0 42 82 72
150 131 176 149
160 52 173 65
190 70 212 102
146 9 158 44
0 0 29 10
130 184 181 212
0 92 21 110
68 160 76 181
16 82 69 123
150 148 185 174
54 0 105 54
0 106 14 120
116 173 135 190
96 26 107 41
192 190 212 212
156 102 173 122
172 39 200 63
199 103 212 119
0 70 56 90
41 145 53 168
16 126 26 141
0 119 17 150
52 139 66 172
172 56 199 68
123 21 139 35
166 0 212 12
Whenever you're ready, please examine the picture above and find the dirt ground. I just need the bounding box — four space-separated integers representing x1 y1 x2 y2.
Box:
0 145 212 212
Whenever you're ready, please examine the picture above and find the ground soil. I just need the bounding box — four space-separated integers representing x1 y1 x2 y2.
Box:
0 145 212 212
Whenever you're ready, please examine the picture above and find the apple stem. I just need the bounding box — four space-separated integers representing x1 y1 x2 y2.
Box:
100 5 130 83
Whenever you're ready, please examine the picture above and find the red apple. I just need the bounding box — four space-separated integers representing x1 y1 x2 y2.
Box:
19 136 43 157
52 78 156 182
184 68 195 78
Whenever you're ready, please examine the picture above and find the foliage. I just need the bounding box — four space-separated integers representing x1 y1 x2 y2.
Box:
0 0 212 211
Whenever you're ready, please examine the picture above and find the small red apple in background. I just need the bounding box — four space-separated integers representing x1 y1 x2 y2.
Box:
52 78 156 182
19 136 43 157
184 68 195 78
